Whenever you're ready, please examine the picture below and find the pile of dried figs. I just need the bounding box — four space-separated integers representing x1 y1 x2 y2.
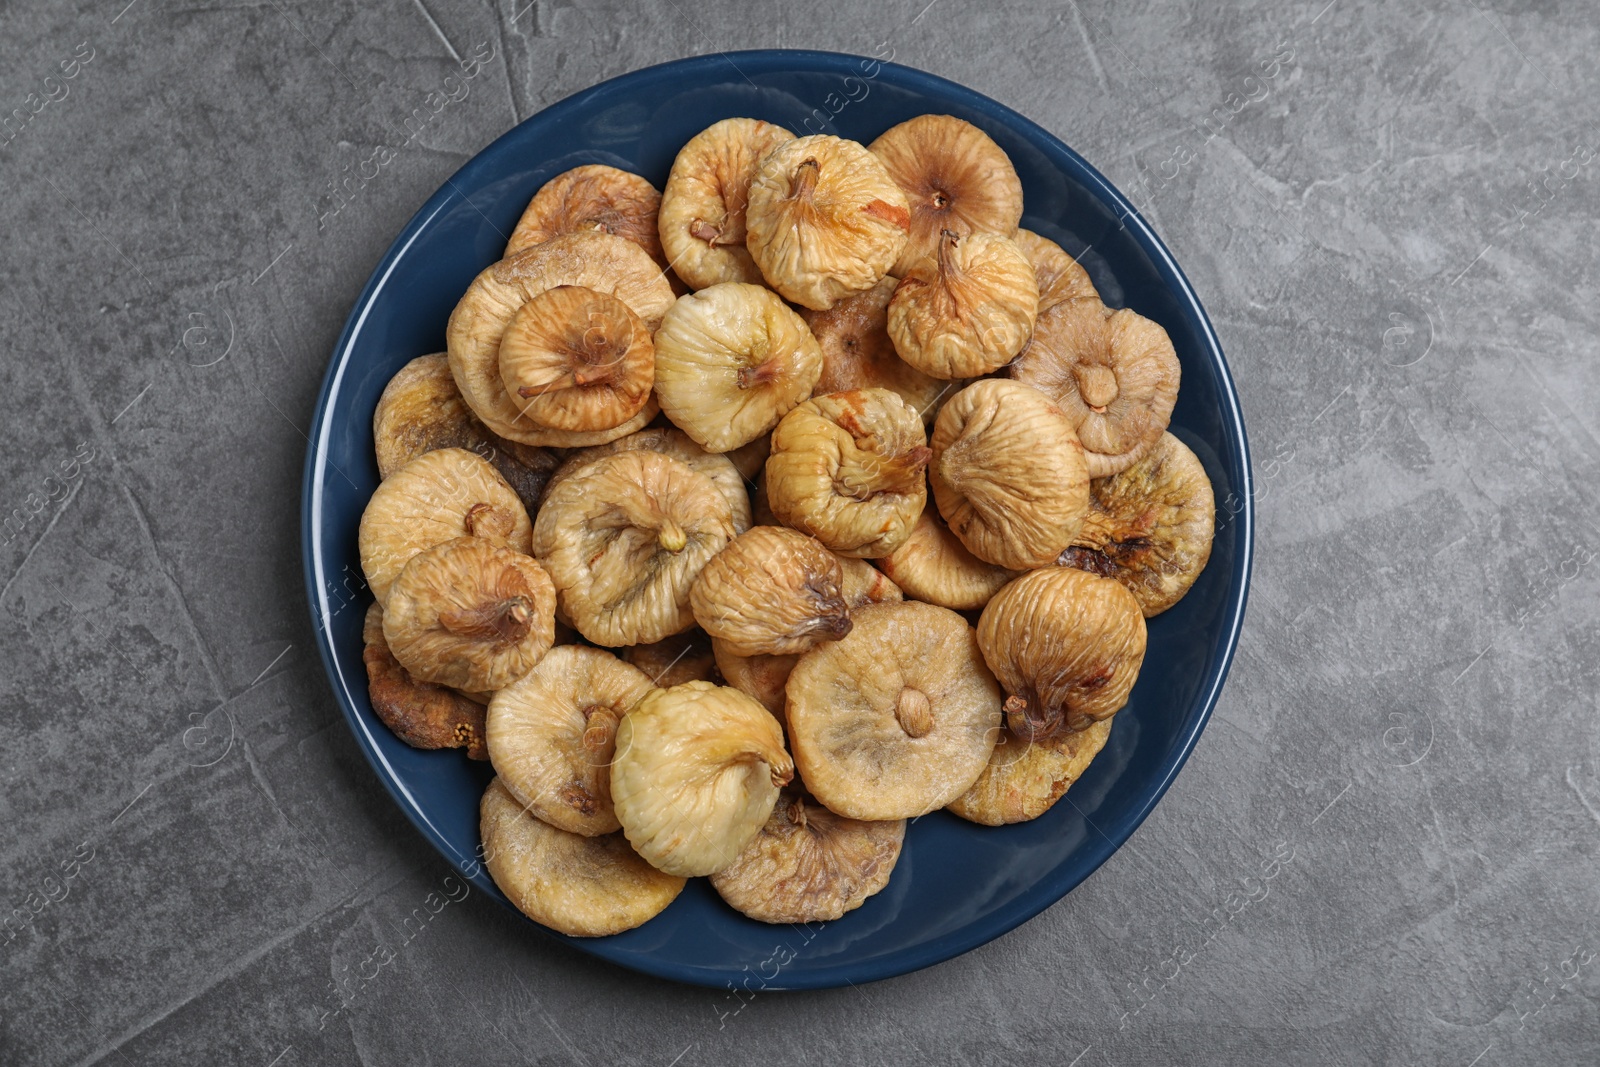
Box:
356 114 1216 938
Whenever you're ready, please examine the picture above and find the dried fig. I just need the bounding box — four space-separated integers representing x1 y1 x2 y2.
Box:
504 164 666 269
786 601 1002 820
543 426 752 533
358 447 533 605
887 229 1038 379
765 388 930 558
745 135 909 310
622 628 719 688
868 114 1024 278
532 450 736 646
658 117 795 290
480 778 684 937
930 379 1089 569
977 568 1146 740
1057 432 1215 616
1010 306 1180 478
486 644 653 835
362 602 488 759
1012 228 1100 313
799 276 947 422
710 790 904 923
947 718 1113 825
651 283 823 452
877 507 1021 611
611 681 793 876
496 285 654 433
690 527 852 657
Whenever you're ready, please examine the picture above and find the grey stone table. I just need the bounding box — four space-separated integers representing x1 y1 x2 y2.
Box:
3 0 1597 1063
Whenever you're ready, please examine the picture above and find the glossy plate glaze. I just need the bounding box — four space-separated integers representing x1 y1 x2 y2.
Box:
302 49 1253 990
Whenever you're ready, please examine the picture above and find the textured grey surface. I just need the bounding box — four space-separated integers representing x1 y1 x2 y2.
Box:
2 0 1598 1063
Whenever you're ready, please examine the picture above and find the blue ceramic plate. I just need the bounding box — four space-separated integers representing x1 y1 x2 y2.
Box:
302 49 1252 990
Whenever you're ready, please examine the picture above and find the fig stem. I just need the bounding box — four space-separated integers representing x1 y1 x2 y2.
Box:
895 687 934 738
1078 364 1120 411
737 358 780 390
789 158 820 202
1004 692 1068 742
657 520 688 552
581 706 618 755
438 595 533 643
936 228 962 277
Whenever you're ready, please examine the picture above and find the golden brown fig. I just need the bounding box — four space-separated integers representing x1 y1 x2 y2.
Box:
504 164 666 269
1057 432 1215 616
446 232 672 446
868 114 1025 278
382 537 557 693
532 450 736 646
659 118 796 290
652 283 823 452
765 389 930 558
745 135 909 310
710 791 904 923
1012 228 1100 314
786 601 1001 820
362 602 488 759
541 426 752 533
930 380 1089 569
888 229 1038 379
480 778 684 937
622 628 720 688
800 276 948 422
947 718 1113 825
977 568 1147 740
877 507 1022 611
1010 306 1180 478
496 285 654 433
486 645 654 835
611 681 793 876
690 527 852 657
358 447 533 605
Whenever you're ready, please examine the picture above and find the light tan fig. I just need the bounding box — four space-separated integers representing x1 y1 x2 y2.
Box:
1012 228 1100 314
786 601 1001 820
690 527 852 657
480 778 684 937
542 426 752 533
358 447 533 605
611 681 794 876
1010 305 1180 477
710 790 905 923
382 537 557 693
977 568 1147 741
930 380 1089 569
888 230 1038 379
532 451 736 646
496 285 654 433
658 117 796 290
446 232 672 446
486 645 654 835
745 135 909 310
868 114 1025 277
362 602 488 759
1057 432 1215 616
652 283 823 452
622 628 719 688
765 388 930 558
947 718 1113 825
877 507 1022 611
800 276 948 422
504 164 666 269
372 353 559 512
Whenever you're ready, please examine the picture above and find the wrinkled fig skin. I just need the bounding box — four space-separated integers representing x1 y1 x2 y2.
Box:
786 601 1002 821
651 283 824 453
1012 228 1102 313
358 447 534 606
381 537 557 693
622 628 720 688
691 527 853 657
532 450 736 647
541 426 752 533
1057 432 1216 616
977 568 1147 742
888 230 1039 380
497 285 655 433
610 681 794 877
947 718 1113 825
745 135 910 310
658 117 795 290
1009 304 1181 478
710 790 906 923
362 603 488 759
878 507 1022 611
868 114 1025 278
765 388 931 558
480 778 685 937
799 276 947 421
504 164 667 269
486 645 654 836
930 380 1090 569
